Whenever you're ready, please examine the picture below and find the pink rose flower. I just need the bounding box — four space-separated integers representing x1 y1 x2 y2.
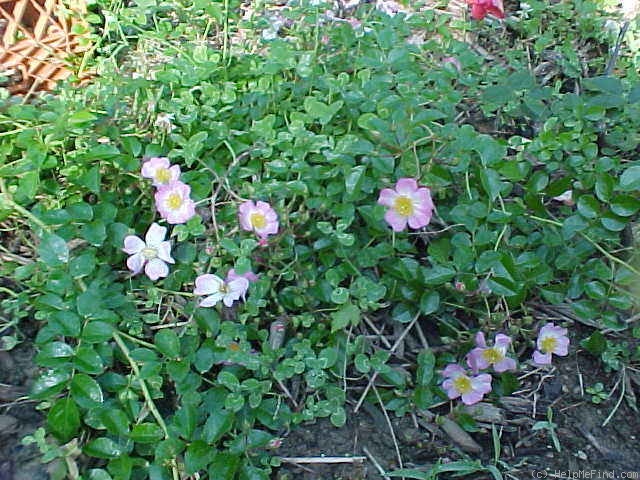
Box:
467 0 505 20
442 364 492 406
377 178 434 232
238 200 279 240
194 274 250 308
533 323 569 365
123 223 175 281
141 157 181 187
227 268 259 284
466 332 517 373
155 181 196 224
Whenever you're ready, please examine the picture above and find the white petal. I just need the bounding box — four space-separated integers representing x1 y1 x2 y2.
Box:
123 235 145 254
145 223 167 246
157 241 174 264
194 274 224 296
200 293 224 308
126 253 145 274
145 258 169 281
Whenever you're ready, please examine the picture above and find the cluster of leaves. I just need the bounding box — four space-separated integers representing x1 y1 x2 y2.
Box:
1 0 639 478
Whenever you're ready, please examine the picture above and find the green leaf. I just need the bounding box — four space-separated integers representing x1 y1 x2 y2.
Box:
48 397 80 442
129 423 164 443
36 341 74 367
82 321 114 343
479 168 503 201
330 303 360 332
620 166 640 191
345 165 366 196
610 195 640 217
576 195 599 219
31 370 70 399
581 331 606 356
208 453 240 479
155 329 180 358
185 440 214 475
203 408 234 443
330 406 346 427
84 438 124 459
38 233 69 267
419 291 440 314
70 373 104 408
98 408 130 436
416 350 435 386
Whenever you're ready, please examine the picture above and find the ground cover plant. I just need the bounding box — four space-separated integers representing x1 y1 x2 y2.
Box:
1 0 640 478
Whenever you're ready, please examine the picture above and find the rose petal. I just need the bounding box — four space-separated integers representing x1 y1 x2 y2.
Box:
395 178 418 195
123 235 145 255
384 209 408 232
377 188 398 207
533 350 552 365
145 258 169 281
145 223 167 246
126 253 145 274
200 293 224 308
194 274 223 296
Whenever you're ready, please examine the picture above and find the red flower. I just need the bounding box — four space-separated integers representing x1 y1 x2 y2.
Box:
467 0 505 20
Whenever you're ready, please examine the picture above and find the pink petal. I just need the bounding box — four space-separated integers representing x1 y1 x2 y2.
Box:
156 241 174 264
461 390 484 405
471 3 486 19
145 258 169 281
126 253 145 274
471 373 493 394
466 348 489 372
141 157 170 178
474 332 487 348
384 209 408 232
377 188 398 207
395 178 418 195
494 357 517 372
441 379 459 399
414 187 434 211
533 350 552 365
123 235 145 255
554 337 570 356
200 293 224 308
494 334 512 348
442 364 465 378
145 223 167 246
194 274 223 296
407 210 431 229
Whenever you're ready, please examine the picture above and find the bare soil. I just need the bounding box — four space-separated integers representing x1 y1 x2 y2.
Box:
274 351 640 479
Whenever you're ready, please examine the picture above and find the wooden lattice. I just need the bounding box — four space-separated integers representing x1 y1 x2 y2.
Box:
0 0 90 96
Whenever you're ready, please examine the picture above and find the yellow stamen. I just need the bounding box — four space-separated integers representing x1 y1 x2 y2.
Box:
540 336 557 354
155 168 171 184
250 212 267 229
141 247 158 260
393 196 414 217
482 348 503 364
166 193 183 210
453 375 472 394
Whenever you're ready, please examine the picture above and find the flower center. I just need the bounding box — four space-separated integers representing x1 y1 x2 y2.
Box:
250 212 267 229
219 282 230 294
540 336 557 354
155 168 171 184
393 196 414 217
166 193 183 210
452 375 473 394
141 247 158 260
482 347 504 364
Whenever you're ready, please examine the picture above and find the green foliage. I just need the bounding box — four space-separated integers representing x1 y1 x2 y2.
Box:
0 0 639 478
